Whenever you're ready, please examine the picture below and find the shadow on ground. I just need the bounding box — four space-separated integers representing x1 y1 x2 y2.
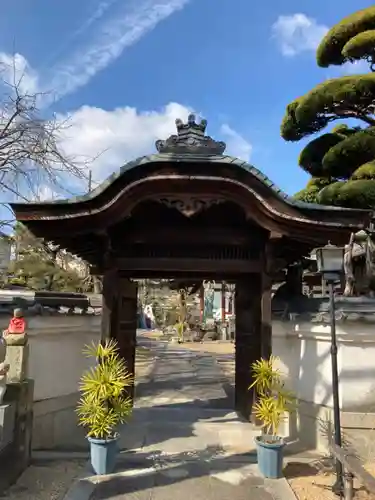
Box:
87 446 275 500
90 337 272 499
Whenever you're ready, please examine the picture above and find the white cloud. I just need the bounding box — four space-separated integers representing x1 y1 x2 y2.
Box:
43 0 190 103
57 102 192 183
0 50 253 197
272 13 328 57
56 106 253 187
220 124 252 162
0 52 39 95
33 185 61 202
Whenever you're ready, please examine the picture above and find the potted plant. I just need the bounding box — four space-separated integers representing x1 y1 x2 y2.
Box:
250 355 295 479
76 339 134 475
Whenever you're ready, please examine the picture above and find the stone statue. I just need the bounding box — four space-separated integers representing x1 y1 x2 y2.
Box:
203 281 215 320
0 333 10 404
3 308 27 346
343 233 355 296
143 304 155 330
343 230 375 296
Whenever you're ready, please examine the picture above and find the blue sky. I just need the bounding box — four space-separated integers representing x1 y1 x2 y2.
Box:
0 0 373 200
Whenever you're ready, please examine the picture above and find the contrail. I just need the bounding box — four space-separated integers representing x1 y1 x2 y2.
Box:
44 0 120 66
43 0 190 104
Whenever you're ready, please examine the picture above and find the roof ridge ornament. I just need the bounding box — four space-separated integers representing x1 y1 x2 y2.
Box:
155 114 226 155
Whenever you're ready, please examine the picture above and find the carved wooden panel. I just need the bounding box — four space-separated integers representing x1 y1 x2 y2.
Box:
157 195 226 217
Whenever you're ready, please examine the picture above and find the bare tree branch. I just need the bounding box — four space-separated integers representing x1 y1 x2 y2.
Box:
0 55 91 209
0 56 102 290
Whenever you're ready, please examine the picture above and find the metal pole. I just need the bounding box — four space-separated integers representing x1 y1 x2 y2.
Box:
329 280 344 496
343 472 354 500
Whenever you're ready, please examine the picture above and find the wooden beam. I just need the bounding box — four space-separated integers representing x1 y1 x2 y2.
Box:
124 227 256 245
115 258 262 274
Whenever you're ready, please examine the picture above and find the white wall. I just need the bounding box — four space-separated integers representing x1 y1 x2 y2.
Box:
273 319 375 455
25 316 101 401
2 315 102 450
8 313 375 452
273 319 375 411
0 315 102 401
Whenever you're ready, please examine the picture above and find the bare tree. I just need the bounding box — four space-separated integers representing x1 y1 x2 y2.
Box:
0 56 102 290
0 57 90 229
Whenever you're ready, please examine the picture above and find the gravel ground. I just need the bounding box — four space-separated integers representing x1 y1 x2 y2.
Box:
0 459 87 500
285 461 375 500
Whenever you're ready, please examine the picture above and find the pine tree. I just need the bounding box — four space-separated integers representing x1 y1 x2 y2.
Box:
281 7 375 208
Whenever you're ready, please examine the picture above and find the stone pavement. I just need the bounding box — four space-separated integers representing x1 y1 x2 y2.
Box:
72 339 295 500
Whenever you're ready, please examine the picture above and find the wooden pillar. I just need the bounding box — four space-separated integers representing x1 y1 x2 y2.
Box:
235 274 262 420
261 242 273 360
221 282 226 322
261 273 272 360
228 287 233 315
199 285 204 321
101 268 118 342
115 276 138 399
101 269 138 402
286 263 303 295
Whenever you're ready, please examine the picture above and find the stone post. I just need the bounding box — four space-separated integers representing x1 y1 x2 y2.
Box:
0 316 33 494
4 333 29 384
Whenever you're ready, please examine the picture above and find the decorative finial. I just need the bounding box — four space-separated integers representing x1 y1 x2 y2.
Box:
155 115 226 155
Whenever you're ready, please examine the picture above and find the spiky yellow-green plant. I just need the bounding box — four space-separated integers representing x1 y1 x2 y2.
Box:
175 321 186 341
76 339 134 439
249 356 296 437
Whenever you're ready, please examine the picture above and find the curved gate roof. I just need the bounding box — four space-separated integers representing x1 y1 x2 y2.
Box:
10 114 371 242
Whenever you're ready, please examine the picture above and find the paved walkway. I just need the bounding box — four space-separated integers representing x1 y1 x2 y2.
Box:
83 339 293 500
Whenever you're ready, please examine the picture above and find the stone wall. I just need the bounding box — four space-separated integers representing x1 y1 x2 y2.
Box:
0 381 34 493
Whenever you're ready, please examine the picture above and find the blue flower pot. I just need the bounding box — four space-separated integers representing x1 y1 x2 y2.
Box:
88 435 119 475
256 435 285 479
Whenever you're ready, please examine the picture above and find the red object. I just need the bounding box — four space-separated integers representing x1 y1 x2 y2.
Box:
8 317 26 334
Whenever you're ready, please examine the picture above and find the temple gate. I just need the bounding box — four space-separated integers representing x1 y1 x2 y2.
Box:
10 115 370 420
